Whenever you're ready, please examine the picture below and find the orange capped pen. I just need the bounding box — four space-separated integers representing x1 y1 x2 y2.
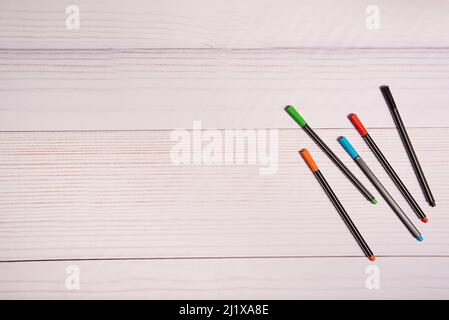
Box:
299 149 375 262
299 149 319 173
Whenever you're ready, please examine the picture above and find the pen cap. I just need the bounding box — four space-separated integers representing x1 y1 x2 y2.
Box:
348 113 368 137
285 105 307 127
380 85 397 110
299 149 319 173
338 136 359 159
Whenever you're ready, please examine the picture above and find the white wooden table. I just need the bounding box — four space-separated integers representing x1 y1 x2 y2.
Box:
1 0 448 299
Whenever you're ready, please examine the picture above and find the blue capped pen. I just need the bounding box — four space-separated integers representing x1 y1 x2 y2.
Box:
338 136 423 241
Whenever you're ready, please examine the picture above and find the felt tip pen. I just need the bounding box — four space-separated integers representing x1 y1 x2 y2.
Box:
348 113 428 223
286 105 377 204
380 85 435 207
300 149 376 261
338 136 423 241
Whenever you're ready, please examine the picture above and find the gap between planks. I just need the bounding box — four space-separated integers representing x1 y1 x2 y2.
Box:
1 254 449 264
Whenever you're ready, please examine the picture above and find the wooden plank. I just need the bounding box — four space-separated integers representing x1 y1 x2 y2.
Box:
0 257 448 299
1 0 449 49
0 128 447 261
1 48 449 130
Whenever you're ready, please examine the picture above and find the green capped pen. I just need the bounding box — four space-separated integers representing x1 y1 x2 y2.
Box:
285 105 377 204
285 106 308 127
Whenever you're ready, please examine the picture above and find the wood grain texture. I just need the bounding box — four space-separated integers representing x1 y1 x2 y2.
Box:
1 48 449 130
2 0 449 299
1 128 447 261
1 0 449 49
1 257 448 299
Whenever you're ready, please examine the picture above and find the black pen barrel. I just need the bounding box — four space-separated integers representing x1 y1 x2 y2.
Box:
303 124 375 203
380 85 435 207
314 170 374 258
364 134 427 220
354 156 422 239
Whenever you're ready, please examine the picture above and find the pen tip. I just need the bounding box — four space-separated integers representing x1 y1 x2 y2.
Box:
417 235 424 242
421 217 428 223
369 256 376 262
371 198 378 205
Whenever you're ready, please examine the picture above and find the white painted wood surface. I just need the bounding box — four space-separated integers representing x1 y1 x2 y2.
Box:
0 128 447 261
1 48 449 130
1 0 449 49
0 0 448 299
1 258 448 299
1 0 449 130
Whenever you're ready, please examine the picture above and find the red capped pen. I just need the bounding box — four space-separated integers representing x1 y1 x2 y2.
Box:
348 113 428 223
